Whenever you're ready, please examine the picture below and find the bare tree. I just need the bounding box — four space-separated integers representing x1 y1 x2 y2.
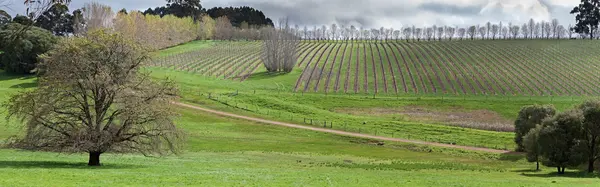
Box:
457 27 466 40
467 26 476 40
402 27 412 42
528 18 535 38
339 25 346 41
393 29 400 41
330 24 337 41
303 26 308 40
362 28 369 42
501 26 509 39
478 26 486 39
350 25 357 40
432 25 438 40
436 26 444 41
414 27 423 41
445 26 456 41
491 24 499 40
261 18 299 73
534 22 541 39
425 27 434 41
81 2 114 34
551 19 560 38
486 22 491 39
511 25 520 39
215 16 233 40
522 23 529 39
557 25 565 39
543 22 551 39
6 30 182 166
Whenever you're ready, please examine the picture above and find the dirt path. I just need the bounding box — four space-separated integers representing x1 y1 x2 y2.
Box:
174 102 511 154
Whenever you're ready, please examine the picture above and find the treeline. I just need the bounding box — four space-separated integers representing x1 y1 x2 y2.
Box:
292 19 582 42
515 101 600 174
142 0 274 28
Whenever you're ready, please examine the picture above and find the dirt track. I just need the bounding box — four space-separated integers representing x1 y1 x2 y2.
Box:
174 102 512 154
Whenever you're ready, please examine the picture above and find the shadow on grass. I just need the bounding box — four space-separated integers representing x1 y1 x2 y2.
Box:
0 161 142 169
519 171 600 178
9 81 38 89
0 71 35 82
245 72 289 80
498 151 525 162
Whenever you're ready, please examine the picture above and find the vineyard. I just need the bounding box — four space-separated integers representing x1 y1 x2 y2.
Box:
153 40 600 96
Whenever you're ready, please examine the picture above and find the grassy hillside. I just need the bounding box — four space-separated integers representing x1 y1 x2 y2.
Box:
1 71 600 186
154 40 600 96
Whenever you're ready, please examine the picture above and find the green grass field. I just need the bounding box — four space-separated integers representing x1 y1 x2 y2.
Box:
2 39 600 186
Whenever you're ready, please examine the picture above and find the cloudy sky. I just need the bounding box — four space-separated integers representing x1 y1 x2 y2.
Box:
1 0 578 28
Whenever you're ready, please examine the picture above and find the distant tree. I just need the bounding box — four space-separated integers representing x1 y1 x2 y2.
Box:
0 9 11 26
568 24 575 38
393 29 400 41
578 101 600 173
349 25 356 40
557 25 566 39
524 125 544 171
12 15 34 25
528 18 535 38
486 21 491 39
501 26 509 39
81 2 114 33
522 23 530 39
543 22 552 39
261 18 299 72
551 19 560 38
402 27 412 42
510 25 520 39
330 23 337 41
457 27 466 40
467 26 476 40
303 26 308 40
514 105 556 152
0 23 56 74
490 24 499 40
478 26 486 39
34 3 74 36
214 16 233 40
436 26 444 40
570 0 600 39
539 110 585 174
534 22 541 38
425 27 434 41
206 6 273 27
414 27 423 41
118 8 127 15
445 26 455 41
5 30 182 166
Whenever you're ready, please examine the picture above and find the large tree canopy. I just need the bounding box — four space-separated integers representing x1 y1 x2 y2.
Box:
34 3 77 36
0 23 56 74
6 30 183 166
570 0 600 39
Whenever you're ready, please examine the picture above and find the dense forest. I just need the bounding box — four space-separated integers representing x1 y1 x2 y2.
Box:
142 0 273 27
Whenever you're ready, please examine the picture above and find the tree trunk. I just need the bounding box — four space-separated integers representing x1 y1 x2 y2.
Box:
88 152 102 166
557 167 561 174
536 160 539 171
588 159 595 173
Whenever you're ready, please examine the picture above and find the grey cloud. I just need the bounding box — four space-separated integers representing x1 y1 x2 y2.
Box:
1 0 579 29
417 2 483 16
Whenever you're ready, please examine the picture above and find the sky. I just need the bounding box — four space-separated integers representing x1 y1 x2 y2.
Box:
1 0 579 28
